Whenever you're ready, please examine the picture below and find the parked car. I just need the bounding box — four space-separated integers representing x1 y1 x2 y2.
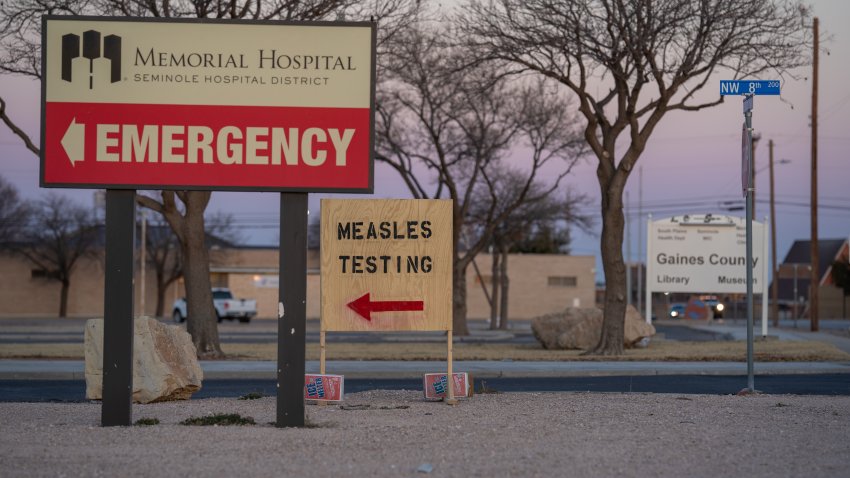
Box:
668 303 686 319
172 287 257 324
699 295 725 319
684 295 725 320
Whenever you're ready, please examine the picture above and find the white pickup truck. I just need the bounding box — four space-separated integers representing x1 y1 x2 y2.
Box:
172 287 257 324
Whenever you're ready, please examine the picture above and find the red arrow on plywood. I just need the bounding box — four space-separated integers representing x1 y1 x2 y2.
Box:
346 293 424 321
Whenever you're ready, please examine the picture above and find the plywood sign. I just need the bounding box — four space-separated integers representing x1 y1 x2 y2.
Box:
320 199 452 331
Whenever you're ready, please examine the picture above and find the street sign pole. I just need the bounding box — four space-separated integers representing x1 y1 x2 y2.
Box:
723 79 778 394
743 94 755 393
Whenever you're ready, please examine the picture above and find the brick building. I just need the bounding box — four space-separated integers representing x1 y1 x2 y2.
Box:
0 245 595 320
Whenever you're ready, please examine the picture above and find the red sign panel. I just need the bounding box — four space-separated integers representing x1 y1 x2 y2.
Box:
41 17 375 192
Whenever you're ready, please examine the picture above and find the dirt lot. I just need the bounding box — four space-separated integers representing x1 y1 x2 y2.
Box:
1 391 848 477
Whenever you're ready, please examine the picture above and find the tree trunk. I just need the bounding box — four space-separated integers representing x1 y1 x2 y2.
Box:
498 247 510 331
59 279 70 318
489 250 500 330
451 202 470 336
590 187 627 355
155 271 166 318
453 261 470 336
181 193 222 358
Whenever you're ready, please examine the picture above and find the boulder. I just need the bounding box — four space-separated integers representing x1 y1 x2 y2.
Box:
531 305 655 350
85 317 203 403
623 305 657 347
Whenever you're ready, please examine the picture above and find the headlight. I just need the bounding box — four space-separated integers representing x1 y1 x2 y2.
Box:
715 303 725 312
671 311 679 317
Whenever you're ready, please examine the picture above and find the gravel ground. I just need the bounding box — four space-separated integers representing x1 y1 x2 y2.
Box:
1 391 848 477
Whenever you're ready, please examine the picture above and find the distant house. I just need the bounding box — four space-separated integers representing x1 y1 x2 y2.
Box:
770 237 850 319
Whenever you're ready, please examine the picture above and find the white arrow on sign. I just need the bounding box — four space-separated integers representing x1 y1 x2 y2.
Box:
61 118 85 167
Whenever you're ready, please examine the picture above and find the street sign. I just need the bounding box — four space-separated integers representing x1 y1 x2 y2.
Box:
41 17 375 192
320 199 453 332
720 80 780 96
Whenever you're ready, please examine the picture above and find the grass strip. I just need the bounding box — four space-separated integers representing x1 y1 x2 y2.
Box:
180 413 255 426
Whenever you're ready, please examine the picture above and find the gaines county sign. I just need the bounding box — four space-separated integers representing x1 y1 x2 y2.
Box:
41 17 375 192
647 215 767 294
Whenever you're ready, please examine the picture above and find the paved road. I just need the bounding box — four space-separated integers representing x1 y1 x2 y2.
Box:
3 374 849 402
0 317 737 344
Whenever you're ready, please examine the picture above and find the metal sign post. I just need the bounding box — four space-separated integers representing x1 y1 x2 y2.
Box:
721 79 781 393
101 190 136 425
743 94 755 393
277 193 308 427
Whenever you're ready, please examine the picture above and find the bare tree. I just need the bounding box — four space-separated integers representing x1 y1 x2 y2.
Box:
468 176 592 329
463 0 811 354
141 215 183 318
377 21 585 334
141 209 242 318
0 174 31 246
11 194 98 317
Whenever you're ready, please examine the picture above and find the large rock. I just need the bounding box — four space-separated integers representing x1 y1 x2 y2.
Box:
531 305 655 350
85 317 203 403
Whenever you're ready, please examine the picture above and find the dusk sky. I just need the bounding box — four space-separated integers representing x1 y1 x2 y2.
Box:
1 1 847 283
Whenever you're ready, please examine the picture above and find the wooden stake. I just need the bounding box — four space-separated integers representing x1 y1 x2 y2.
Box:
320 329 326 375
445 329 457 405
317 329 328 407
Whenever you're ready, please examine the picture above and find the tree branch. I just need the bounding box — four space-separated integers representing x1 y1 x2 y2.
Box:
0 96 39 156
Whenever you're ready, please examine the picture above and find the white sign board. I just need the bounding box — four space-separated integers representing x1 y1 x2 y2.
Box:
647 215 766 294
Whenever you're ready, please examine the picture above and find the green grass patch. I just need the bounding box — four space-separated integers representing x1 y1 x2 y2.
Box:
180 413 256 426
134 418 160 426
238 392 264 400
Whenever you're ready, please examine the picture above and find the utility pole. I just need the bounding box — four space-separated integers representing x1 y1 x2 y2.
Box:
769 140 779 327
810 17 820 332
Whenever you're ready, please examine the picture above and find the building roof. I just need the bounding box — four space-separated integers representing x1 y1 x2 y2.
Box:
770 238 849 303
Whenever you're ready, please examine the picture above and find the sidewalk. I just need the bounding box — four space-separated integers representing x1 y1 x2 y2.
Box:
2 358 849 380
685 318 850 353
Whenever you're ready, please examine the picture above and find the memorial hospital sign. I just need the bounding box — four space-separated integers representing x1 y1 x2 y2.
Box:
41 17 375 192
